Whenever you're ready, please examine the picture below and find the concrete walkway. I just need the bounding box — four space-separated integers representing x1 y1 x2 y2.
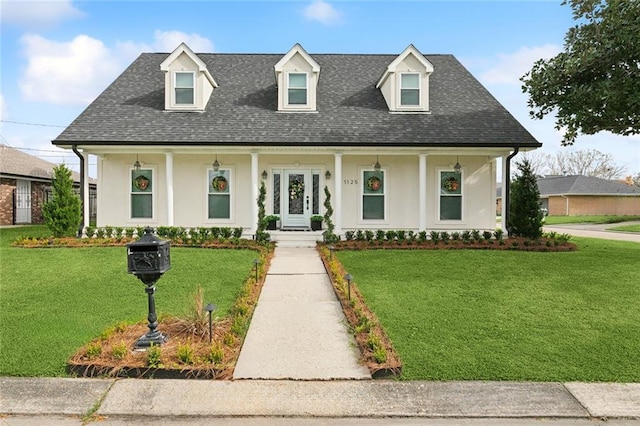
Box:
233 246 370 380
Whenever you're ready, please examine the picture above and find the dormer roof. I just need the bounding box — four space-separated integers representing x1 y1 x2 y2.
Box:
274 43 321 76
376 44 434 89
160 42 218 88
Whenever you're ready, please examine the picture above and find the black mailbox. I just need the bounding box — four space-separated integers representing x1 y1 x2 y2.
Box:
126 227 171 348
127 227 171 277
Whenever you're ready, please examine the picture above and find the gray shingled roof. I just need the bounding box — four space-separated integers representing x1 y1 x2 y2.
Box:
537 175 640 196
0 144 93 184
54 52 541 148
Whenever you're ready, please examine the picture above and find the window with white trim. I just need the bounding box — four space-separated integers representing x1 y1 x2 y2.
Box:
287 73 307 105
131 169 153 219
362 170 385 220
400 73 420 106
208 169 231 219
439 171 462 220
175 72 195 105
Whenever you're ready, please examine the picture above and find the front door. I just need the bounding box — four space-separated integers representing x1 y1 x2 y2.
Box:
282 170 311 229
15 180 31 224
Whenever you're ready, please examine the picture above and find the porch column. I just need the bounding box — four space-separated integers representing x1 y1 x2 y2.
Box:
333 153 342 234
501 154 508 234
165 152 174 226
251 152 259 235
418 153 427 230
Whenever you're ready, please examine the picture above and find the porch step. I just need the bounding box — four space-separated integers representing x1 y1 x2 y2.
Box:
269 230 323 248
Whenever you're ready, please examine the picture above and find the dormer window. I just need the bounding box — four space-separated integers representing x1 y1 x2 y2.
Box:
376 44 434 113
274 44 320 112
400 73 420 106
288 73 308 105
175 72 195 105
160 43 218 112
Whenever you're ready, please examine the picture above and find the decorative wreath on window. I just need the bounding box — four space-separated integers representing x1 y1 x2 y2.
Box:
366 176 382 191
133 175 150 191
212 176 228 192
289 179 305 200
443 177 460 192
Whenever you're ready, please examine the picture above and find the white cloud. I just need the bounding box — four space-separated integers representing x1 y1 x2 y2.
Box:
479 44 561 86
151 30 214 52
18 31 214 106
303 0 343 26
1 0 84 28
19 34 122 106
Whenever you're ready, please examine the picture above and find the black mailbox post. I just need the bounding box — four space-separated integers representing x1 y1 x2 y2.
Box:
127 227 171 349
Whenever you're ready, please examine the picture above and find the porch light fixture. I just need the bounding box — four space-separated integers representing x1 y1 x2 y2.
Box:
133 154 141 171
212 155 220 172
261 170 268 180
374 155 381 173
454 156 462 174
325 170 331 180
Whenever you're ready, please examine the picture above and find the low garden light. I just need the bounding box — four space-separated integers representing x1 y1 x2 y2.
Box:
344 273 352 300
204 303 217 343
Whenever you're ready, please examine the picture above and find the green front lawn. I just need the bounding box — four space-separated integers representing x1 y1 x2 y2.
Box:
0 226 257 376
607 224 640 233
545 215 640 225
337 237 640 381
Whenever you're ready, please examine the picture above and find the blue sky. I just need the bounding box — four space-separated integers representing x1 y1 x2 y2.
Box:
1 0 638 179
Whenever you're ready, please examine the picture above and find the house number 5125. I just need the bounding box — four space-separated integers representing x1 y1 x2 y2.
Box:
343 179 359 185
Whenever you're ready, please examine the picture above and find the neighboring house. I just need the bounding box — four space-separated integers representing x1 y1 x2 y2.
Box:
0 145 96 225
496 175 640 216
53 43 540 235
538 175 640 216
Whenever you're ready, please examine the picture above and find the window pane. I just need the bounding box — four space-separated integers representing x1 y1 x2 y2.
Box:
176 73 194 88
176 88 194 104
273 173 281 215
209 170 230 194
363 171 384 194
132 194 152 218
288 88 307 104
312 174 319 215
401 74 419 88
208 194 230 219
401 89 419 106
363 196 384 220
289 73 306 88
440 196 461 220
440 171 461 195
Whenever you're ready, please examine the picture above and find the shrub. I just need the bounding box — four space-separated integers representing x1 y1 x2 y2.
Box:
375 229 386 241
85 226 96 238
451 231 460 241
322 186 339 243
385 230 397 241
111 341 128 360
493 229 504 241
233 227 243 239
85 342 102 360
344 230 355 241
461 230 471 243
42 164 81 237
364 230 374 242
429 231 439 244
483 230 493 241
418 230 428 243
509 158 544 239
396 230 406 242
440 231 450 242
147 343 162 368
471 229 482 242
206 343 224 364
355 230 365 241
104 226 113 238
177 341 195 365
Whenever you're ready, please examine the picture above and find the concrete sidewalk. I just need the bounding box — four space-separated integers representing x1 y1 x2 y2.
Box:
1 377 640 424
233 246 370 380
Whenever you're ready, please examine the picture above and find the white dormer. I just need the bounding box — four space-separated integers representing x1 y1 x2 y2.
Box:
160 43 218 111
274 44 320 112
376 45 434 112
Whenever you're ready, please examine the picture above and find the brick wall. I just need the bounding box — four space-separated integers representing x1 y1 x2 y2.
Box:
0 178 16 225
548 195 640 216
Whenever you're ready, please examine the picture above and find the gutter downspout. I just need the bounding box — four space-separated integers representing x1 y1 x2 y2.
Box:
504 147 519 236
72 145 84 237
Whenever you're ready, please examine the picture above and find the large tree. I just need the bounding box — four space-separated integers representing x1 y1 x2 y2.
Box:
521 0 640 145
544 149 627 179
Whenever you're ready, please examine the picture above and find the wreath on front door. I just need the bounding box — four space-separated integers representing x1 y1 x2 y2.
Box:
289 179 304 200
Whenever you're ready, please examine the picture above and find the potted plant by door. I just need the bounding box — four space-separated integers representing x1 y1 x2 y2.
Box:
263 215 279 231
310 215 324 231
